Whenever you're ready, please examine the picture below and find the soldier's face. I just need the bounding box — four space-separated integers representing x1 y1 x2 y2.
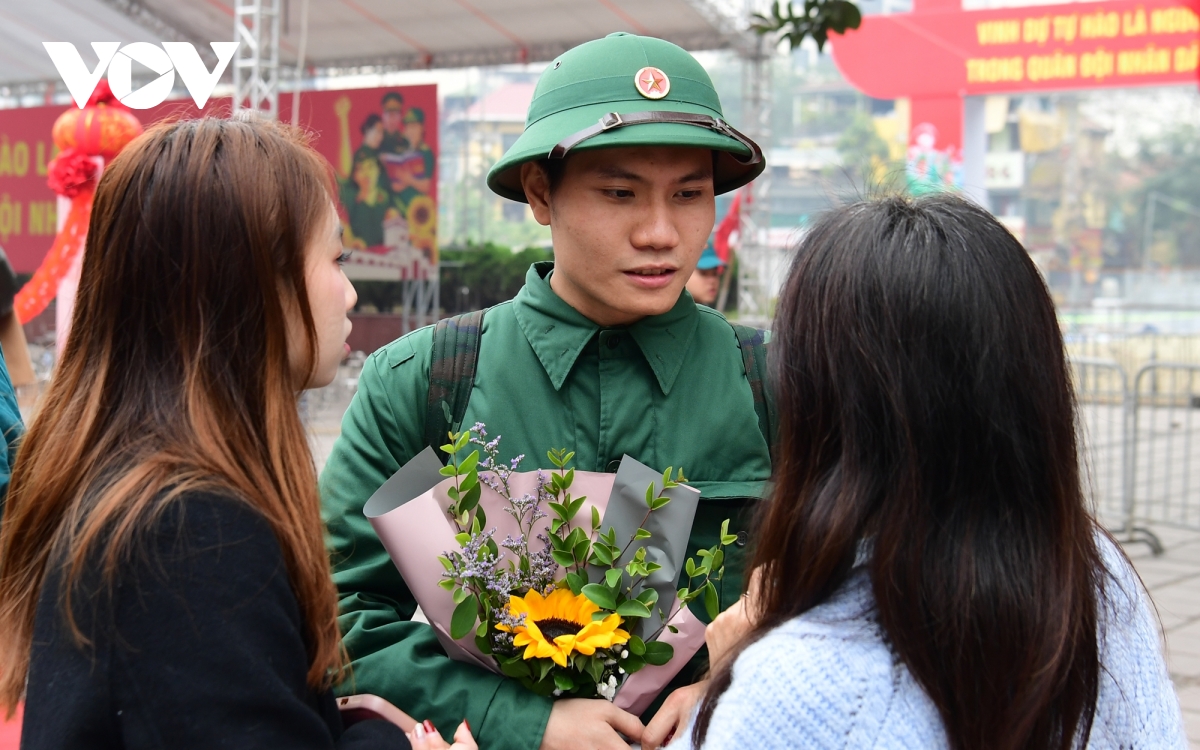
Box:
522 146 715 326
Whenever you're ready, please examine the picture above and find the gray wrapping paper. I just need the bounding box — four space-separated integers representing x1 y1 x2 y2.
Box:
593 455 701 640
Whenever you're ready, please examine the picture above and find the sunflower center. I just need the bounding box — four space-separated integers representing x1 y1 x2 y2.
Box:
535 617 584 641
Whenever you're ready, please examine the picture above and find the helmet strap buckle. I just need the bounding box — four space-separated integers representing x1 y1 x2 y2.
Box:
548 111 763 165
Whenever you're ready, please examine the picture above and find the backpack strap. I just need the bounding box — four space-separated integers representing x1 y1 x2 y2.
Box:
425 309 486 463
731 323 775 460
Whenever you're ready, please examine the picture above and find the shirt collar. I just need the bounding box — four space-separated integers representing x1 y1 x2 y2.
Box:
513 262 699 395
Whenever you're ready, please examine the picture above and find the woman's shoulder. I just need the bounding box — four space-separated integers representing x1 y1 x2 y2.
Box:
106 488 295 629
147 488 274 541
136 489 281 571
747 570 894 688
700 570 947 750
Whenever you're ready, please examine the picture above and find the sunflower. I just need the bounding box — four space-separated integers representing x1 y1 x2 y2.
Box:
406 195 437 238
498 588 630 668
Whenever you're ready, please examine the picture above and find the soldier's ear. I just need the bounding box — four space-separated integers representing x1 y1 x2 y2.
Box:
521 162 553 226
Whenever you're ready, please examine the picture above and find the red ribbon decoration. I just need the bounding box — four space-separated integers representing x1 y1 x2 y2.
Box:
14 80 141 324
15 189 92 324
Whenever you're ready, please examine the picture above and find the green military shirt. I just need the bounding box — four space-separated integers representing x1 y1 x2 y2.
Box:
320 262 771 750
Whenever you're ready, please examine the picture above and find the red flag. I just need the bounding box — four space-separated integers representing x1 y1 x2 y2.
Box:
713 191 741 263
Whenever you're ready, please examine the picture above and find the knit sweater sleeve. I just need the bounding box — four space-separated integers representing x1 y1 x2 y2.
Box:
1088 533 1187 748
681 574 946 750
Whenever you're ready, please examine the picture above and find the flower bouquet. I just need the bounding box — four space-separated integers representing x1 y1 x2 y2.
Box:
364 423 738 713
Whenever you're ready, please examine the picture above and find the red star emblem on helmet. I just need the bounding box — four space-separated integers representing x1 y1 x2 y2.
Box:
634 67 670 100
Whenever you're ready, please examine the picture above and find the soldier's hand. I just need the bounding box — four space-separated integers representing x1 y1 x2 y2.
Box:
641 681 708 749
539 698 644 750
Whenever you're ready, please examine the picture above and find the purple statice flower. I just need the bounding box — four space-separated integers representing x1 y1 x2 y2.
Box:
442 527 503 590
479 471 504 495
525 533 558 593
500 533 525 554
495 604 527 631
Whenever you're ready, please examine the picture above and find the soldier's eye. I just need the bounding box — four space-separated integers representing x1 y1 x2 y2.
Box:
604 189 635 199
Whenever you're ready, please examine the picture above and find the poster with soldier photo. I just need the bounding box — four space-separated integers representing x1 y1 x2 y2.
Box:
322 85 439 281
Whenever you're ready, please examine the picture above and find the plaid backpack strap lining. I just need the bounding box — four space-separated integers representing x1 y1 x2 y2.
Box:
425 309 486 463
731 323 774 461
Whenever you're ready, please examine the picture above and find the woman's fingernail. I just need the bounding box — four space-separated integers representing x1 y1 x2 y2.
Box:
464 718 471 733
424 720 436 733
414 723 425 739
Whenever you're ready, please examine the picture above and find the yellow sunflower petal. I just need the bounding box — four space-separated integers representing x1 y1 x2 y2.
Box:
543 588 578 617
522 589 547 609
503 588 630 667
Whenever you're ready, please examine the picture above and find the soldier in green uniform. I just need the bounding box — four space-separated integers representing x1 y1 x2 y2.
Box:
380 91 410 156
320 33 769 750
391 107 436 211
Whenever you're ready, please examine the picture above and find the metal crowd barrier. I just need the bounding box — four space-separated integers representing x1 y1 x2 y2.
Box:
1071 357 1200 555
1128 363 1200 545
1072 358 1132 525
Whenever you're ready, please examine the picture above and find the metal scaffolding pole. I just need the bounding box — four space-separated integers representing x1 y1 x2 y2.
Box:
737 30 773 325
233 0 281 118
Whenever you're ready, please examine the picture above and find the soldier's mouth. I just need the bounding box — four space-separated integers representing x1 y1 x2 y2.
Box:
624 267 677 289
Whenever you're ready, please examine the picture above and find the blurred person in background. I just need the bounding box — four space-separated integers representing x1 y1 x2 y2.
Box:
0 247 35 392
684 194 1185 749
684 239 726 308
0 246 26 514
0 117 473 750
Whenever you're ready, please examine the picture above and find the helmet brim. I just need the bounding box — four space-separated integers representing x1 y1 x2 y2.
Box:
486 99 765 203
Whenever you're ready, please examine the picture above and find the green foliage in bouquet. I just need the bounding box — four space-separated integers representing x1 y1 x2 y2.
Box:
435 423 738 700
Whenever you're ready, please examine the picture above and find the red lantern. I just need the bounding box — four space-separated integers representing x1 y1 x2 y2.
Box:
50 80 143 159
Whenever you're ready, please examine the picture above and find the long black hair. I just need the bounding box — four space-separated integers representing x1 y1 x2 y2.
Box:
695 194 1105 750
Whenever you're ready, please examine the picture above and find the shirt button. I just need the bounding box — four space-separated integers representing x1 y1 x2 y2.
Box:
605 459 621 473
606 334 622 349
735 530 749 547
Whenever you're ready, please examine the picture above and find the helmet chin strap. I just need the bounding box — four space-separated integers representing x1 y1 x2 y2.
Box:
548 111 763 165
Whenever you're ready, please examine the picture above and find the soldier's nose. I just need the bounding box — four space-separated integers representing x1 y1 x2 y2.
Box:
631 206 679 251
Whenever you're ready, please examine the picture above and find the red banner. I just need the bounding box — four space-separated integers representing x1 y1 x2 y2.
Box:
0 106 65 273
830 0 1200 99
0 84 438 279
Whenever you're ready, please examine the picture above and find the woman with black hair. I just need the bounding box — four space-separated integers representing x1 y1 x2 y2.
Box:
681 194 1184 749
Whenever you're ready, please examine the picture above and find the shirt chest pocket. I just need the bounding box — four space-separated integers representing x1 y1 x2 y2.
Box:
683 483 765 620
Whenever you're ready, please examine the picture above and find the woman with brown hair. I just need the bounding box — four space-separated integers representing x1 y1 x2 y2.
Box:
0 117 472 750
683 194 1184 749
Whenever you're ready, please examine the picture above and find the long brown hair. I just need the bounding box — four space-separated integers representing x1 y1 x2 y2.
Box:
0 117 343 713
696 194 1105 749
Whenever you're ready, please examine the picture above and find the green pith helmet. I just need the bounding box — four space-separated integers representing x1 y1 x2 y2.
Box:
486 33 765 203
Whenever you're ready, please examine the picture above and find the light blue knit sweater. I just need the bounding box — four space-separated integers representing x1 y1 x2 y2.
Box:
671 535 1186 749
